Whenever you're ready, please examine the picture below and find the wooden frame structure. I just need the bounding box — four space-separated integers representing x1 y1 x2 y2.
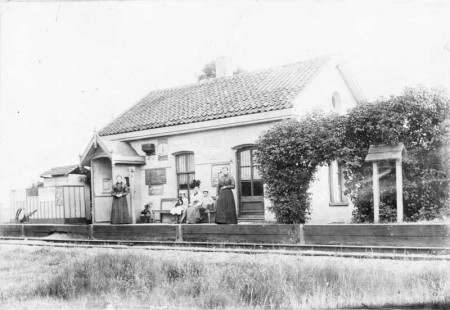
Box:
365 144 406 223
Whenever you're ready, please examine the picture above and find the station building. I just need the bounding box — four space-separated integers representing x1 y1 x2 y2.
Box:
80 55 365 224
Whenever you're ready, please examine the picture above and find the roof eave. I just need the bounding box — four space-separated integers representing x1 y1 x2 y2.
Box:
336 61 366 103
100 108 294 142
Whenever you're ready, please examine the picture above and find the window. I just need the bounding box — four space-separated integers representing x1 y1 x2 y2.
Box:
239 148 263 197
331 92 342 112
175 153 195 199
329 161 348 205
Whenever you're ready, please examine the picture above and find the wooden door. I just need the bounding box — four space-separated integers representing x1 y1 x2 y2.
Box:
237 148 264 217
92 157 113 223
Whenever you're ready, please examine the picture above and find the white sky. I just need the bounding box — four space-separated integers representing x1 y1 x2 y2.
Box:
1 0 450 221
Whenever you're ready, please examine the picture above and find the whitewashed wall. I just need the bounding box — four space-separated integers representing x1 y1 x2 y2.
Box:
127 122 278 222
292 63 358 223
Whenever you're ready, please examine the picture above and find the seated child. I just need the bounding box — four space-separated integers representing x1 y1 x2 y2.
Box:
170 194 185 216
200 190 215 223
140 202 153 223
201 190 215 210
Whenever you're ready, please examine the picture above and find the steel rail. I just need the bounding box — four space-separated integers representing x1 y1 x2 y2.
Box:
0 237 449 261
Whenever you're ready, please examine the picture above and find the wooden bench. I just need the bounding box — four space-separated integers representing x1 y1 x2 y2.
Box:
202 209 216 223
152 199 217 224
152 210 173 223
152 198 178 223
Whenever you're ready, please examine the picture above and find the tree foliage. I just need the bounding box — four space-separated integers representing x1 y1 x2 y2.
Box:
198 61 216 81
198 60 245 81
342 87 450 222
255 87 450 224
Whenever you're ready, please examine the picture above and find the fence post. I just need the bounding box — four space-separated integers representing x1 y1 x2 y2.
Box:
176 224 184 243
299 224 305 245
89 224 94 240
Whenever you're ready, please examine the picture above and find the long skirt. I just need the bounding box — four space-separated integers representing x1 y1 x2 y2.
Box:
111 197 130 224
215 189 237 224
186 205 205 224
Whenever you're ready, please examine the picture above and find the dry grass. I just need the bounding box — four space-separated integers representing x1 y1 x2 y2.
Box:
0 244 449 309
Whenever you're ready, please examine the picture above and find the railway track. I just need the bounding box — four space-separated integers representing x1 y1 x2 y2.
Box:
1 236 449 261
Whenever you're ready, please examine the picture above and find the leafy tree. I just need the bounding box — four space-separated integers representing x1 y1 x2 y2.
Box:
30 181 44 188
198 60 245 81
198 61 216 81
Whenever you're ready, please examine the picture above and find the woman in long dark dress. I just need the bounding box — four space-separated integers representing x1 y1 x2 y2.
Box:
215 167 237 224
111 175 130 224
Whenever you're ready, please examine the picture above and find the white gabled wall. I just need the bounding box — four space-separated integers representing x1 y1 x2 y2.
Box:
126 122 279 222
292 62 357 115
291 62 358 223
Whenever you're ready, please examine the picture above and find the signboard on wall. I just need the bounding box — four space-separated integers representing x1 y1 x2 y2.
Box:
211 163 231 187
145 168 167 185
103 178 111 192
149 185 164 196
157 138 168 161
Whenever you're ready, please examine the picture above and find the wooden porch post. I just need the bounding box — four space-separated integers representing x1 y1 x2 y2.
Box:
128 167 136 224
396 159 403 223
90 159 95 224
372 162 380 224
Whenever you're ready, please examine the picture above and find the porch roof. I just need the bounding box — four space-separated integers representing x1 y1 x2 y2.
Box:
365 144 406 162
40 165 81 178
80 133 145 167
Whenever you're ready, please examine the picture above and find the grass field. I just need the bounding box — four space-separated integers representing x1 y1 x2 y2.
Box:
0 244 449 309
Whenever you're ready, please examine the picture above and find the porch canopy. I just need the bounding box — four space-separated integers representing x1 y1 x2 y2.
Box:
365 144 405 162
80 133 145 167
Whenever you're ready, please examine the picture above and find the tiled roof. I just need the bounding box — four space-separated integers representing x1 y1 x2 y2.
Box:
99 56 332 136
41 165 81 178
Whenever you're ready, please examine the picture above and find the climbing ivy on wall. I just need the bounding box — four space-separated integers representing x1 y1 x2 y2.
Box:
255 113 346 223
255 87 450 224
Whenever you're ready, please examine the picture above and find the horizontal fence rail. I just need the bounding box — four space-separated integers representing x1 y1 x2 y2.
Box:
0 224 449 248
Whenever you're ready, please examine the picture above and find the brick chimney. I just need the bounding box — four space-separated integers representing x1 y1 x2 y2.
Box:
216 56 234 78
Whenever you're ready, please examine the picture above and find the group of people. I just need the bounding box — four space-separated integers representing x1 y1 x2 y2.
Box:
111 166 238 225
170 187 214 223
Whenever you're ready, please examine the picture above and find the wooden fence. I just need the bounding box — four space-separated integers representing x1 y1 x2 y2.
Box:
10 186 90 224
0 223 449 247
304 224 450 247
